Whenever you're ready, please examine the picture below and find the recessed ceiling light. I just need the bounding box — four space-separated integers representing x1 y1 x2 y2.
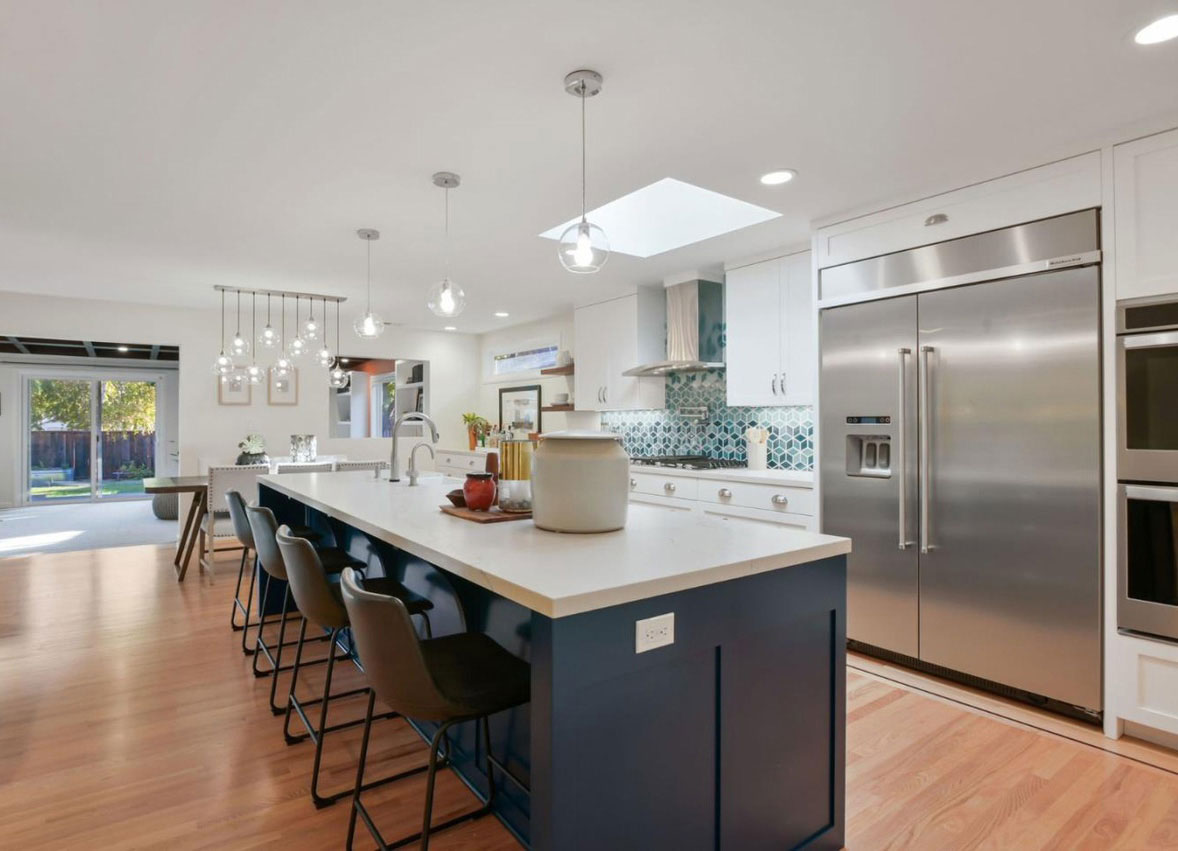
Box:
494 311 510 318
117 345 129 352
444 326 457 331
540 178 780 258
1136 14 1178 44
760 169 797 186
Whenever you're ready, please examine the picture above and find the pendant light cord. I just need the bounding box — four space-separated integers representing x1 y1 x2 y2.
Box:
580 86 587 221
220 290 225 351
235 290 241 336
366 239 372 312
251 292 257 364
280 294 286 354
266 293 271 325
444 187 451 279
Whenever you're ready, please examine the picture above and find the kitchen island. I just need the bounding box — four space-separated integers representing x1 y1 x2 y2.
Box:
259 470 851 850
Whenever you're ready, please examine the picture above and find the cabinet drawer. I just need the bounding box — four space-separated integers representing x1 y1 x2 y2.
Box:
436 452 485 474
699 480 815 516
700 503 815 531
629 472 698 501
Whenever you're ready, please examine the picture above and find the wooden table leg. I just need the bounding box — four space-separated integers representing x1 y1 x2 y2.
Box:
178 490 206 582
175 490 201 570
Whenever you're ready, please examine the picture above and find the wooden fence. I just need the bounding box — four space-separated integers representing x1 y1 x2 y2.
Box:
30 430 156 479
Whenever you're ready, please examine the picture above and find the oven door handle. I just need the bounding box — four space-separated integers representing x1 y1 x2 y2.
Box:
1124 484 1178 502
1122 330 1178 350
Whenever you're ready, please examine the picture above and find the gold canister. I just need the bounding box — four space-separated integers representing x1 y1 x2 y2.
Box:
498 438 534 512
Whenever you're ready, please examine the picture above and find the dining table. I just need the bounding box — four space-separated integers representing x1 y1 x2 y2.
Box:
143 475 208 581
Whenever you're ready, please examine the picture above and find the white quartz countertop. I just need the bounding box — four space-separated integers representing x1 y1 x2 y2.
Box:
260 471 848 618
629 464 815 487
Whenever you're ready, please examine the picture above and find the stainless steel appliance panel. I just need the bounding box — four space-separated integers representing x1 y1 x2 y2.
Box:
1116 298 1178 482
1119 483 1178 642
820 296 919 656
917 267 1102 709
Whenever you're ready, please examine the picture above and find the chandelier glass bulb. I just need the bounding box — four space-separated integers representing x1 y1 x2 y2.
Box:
230 332 250 358
272 355 293 379
427 277 466 317
258 324 280 349
558 219 610 273
313 344 334 368
301 314 319 342
245 363 265 385
288 335 307 358
212 351 234 377
328 362 351 389
354 311 386 339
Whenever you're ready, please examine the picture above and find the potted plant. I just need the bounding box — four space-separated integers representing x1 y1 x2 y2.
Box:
461 413 490 451
236 433 269 466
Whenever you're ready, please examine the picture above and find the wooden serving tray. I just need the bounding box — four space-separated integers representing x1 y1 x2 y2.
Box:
440 505 533 523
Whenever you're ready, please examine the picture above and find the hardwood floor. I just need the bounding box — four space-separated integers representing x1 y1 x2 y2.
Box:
2 544 1177 849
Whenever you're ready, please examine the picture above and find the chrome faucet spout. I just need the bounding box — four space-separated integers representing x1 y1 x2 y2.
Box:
389 411 439 482
407 442 436 487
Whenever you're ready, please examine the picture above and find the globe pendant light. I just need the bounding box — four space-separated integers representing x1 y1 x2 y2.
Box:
212 289 234 376
558 69 609 274
302 296 320 341
229 290 251 356
288 295 308 358
426 172 467 318
245 292 265 385
353 228 386 339
328 299 350 389
313 297 334 367
258 293 280 349
271 293 293 379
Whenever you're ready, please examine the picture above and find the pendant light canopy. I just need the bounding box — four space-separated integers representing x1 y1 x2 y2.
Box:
353 228 386 339
558 69 609 274
328 300 350 389
426 172 467 318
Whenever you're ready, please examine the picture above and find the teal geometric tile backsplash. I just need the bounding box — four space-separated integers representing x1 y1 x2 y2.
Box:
600 369 814 470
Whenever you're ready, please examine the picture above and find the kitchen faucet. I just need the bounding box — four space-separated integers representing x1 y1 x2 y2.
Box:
407 442 435 487
389 411 439 482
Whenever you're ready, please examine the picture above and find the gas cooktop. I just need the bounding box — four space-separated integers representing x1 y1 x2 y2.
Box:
630 455 744 471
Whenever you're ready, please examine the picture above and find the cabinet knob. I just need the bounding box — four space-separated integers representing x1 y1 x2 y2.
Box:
771 494 788 507
664 482 677 493
718 488 733 499
630 478 637 488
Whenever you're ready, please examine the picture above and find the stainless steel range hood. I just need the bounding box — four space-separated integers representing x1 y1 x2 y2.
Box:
623 280 725 376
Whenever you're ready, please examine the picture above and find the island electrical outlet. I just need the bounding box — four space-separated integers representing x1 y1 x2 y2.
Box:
635 612 674 653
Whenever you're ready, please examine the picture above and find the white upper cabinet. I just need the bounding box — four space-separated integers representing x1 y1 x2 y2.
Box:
725 251 814 407
574 291 666 412
1115 128 1178 301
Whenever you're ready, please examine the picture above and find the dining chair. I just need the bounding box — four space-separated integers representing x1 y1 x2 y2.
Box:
200 464 268 572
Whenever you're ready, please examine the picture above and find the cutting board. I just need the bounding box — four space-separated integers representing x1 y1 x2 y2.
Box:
439 505 533 523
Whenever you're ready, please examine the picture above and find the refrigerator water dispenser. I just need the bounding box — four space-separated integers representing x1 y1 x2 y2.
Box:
846 435 891 478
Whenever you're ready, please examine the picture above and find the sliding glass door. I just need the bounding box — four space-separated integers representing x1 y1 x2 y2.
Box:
25 376 159 503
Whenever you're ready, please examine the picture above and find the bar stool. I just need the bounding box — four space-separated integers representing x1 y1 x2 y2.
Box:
275 526 434 808
245 504 363 714
339 567 531 851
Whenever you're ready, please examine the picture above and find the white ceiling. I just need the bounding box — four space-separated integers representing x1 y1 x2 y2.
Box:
1 0 1176 334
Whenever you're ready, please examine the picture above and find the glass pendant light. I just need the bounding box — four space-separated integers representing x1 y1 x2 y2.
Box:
313 298 334 367
302 296 320 341
272 294 294 379
288 295 308 358
558 70 609 274
258 293 280 349
229 290 251 356
212 289 234 376
426 172 467 318
353 228 386 339
245 292 265 385
328 299 350 389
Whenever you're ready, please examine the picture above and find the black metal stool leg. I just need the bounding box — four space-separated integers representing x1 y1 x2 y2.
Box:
229 547 249 630
239 556 259 655
346 691 377 851
267 588 293 714
251 573 274 676
283 618 310 744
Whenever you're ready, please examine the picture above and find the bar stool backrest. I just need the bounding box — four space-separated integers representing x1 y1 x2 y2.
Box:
276 526 349 630
208 464 268 514
340 568 456 722
276 462 334 473
224 490 255 550
245 504 287 581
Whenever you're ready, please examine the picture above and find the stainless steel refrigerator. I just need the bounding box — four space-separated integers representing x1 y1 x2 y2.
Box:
819 210 1103 717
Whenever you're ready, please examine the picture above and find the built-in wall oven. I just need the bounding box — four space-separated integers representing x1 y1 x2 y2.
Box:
1117 296 1178 483
1119 484 1178 642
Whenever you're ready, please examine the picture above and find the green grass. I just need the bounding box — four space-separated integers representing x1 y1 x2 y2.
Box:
30 480 148 500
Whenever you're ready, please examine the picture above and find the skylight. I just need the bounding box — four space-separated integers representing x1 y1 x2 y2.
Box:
539 178 781 258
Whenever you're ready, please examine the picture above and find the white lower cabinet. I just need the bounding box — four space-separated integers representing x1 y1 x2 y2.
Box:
1111 632 1178 738
436 449 494 476
1114 128 1178 301
628 470 815 530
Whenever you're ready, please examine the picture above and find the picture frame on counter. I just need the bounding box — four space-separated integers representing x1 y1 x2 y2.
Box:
217 374 251 406
499 384 541 434
268 368 298 406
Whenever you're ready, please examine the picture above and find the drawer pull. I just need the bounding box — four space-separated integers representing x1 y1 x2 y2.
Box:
771 494 788 507
718 488 732 499
630 478 637 489
664 482 677 493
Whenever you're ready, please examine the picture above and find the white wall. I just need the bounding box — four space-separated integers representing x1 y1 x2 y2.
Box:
476 313 599 434
0 291 481 506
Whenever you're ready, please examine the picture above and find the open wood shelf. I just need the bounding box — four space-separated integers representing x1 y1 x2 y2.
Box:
540 364 574 376
541 404 575 412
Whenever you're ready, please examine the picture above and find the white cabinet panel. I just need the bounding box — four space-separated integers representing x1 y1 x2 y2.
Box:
1111 631 1178 737
725 259 781 406
574 293 665 412
699 503 815 531
573 300 610 412
1115 129 1178 300
780 251 815 405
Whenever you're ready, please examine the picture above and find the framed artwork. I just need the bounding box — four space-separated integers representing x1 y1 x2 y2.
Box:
268 368 298 406
217 372 251 406
499 384 541 434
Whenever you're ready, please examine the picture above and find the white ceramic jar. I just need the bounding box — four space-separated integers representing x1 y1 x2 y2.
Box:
530 431 629 533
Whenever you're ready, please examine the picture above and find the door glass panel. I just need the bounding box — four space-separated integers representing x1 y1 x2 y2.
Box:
1125 345 1178 450
27 378 94 501
1126 497 1178 607
97 380 157 498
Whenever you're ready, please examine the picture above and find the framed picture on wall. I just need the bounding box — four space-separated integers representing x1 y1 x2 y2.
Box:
217 372 251 406
268 368 298 406
498 384 541 434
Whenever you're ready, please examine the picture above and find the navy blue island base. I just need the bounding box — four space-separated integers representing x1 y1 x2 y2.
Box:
260 483 846 851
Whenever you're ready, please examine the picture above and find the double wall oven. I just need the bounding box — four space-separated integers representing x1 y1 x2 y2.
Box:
1117 296 1178 643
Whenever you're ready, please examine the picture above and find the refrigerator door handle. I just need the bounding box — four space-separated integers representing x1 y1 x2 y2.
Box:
897 347 912 549
919 345 934 553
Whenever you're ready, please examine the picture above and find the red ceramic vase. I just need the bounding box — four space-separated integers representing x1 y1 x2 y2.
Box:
462 472 497 511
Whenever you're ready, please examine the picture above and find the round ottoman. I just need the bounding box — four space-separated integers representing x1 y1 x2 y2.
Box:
152 492 179 520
